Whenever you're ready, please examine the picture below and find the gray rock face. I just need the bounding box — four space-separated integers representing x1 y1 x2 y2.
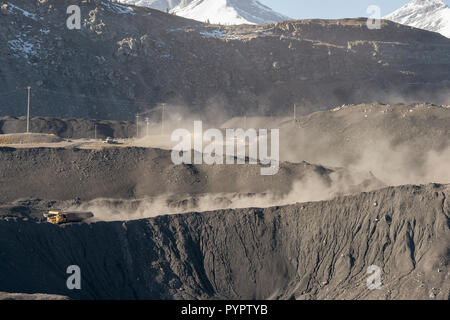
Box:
1 0 450 120
0 184 448 299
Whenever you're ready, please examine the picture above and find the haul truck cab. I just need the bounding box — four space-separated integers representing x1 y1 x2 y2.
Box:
44 210 94 225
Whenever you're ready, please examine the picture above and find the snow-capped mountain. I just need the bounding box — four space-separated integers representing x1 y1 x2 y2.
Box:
171 0 289 25
117 0 181 12
118 0 289 25
384 0 450 38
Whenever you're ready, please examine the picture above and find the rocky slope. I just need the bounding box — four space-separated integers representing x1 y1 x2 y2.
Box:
0 103 447 192
0 145 382 204
385 0 450 38
220 103 450 177
1 0 450 120
278 103 450 186
0 184 448 299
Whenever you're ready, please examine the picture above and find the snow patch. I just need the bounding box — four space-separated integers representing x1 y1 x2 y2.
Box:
199 29 226 38
171 0 252 25
102 1 136 15
6 2 38 20
8 33 41 62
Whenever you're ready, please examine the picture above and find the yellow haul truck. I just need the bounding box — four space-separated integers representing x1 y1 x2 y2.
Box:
44 211 94 225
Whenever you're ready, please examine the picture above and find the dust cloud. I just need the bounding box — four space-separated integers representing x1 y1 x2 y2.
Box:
349 143 450 187
69 168 382 222
73 103 449 221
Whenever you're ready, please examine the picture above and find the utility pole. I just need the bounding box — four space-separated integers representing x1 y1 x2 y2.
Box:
26 86 31 133
145 117 150 137
94 124 97 140
161 104 165 136
136 114 140 138
293 104 297 123
244 116 247 129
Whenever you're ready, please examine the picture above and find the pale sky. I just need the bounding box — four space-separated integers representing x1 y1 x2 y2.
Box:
259 0 450 19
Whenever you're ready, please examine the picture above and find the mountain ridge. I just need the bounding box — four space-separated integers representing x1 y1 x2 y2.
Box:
1 0 450 120
119 0 290 24
170 0 289 25
385 0 450 38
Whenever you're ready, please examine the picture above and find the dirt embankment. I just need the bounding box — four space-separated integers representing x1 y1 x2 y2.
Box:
0 146 343 203
0 184 448 300
0 292 68 300
279 103 450 185
0 117 134 139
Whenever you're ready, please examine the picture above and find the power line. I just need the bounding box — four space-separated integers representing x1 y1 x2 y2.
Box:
0 87 176 126
0 89 20 97
137 105 166 116
36 87 161 107
0 87 169 114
